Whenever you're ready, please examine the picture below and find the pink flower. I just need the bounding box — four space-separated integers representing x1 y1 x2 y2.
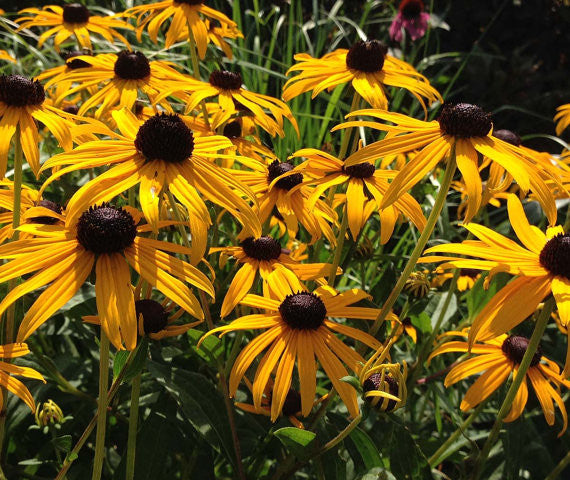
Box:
389 0 430 42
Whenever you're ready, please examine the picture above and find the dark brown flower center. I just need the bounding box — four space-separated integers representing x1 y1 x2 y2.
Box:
135 114 194 163
76 203 137 254
0 75 45 107
30 200 63 225
279 292 327 330
437 103 493 138
539 233 570 280
269 389 301 416
209 70 242 90
136 299 169 334
63 105 79 115
267 161 303 191
459 268 480 278
62 51 92 69
62 3 90 24
501 335 542 367
399 0 424 19
362 373 399 411
493 129 522 146
114 51 151 80
240 236 282 261
345 40 387 73
343 162 375 179
223 121 242 139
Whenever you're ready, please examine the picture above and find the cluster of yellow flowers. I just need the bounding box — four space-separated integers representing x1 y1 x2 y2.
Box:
0 1 569 463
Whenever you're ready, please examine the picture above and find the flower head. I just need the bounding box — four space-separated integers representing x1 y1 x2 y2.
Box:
389 0 430 42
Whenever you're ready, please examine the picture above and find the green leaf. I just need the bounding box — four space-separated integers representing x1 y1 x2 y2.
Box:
274 427 316 458
113 338 148 383
52 435 72 453
386 417 433 480
340 375 362 391
348 427 383 471
147 362 237 468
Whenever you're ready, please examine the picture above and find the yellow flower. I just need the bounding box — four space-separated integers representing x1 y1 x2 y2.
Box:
0 180 65 243
211 235 338 317
0 50 16 63
16 4 133 52
40 109 261 237
122 0 238 58
429 330 568 436
155 69 299 137
231 159 337 244
0 74 73 178
201 272 383 420
0 203 214 351
36 399 65 427
176 19 243 59
44 51 187 119
0 343 45 412
421 194 570 375
289 148 426 242
283 40 442 111
84 285 203 341
555 103 570 136
433 268 481 292
336 105 561 225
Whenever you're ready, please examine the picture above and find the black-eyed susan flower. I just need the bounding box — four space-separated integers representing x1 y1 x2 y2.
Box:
212 234 337 317
337 105 561 225
404 270 431 297
200 272 383 420
221 118 277 164
429 330 568 436
16 4 133 52
432 267 481 292
156 70 299 137
122 0 238 58
235 379 305 428
0 180 64 243
0 343 45 412
361 363 407 412
45 51 184 119
391 315 418 343
421 194 570 374
35 399 65 428
555 103 570 136
40 109 261 237
231 159 336 244
283 40 441 111
85 285 203 341
0 203 214 351
176 19 243 59
289 148 426 243
0 74 73 178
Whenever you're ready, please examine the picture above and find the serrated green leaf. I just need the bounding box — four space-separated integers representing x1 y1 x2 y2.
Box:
386 418 433 480
348 427 383 470
274 427 316 458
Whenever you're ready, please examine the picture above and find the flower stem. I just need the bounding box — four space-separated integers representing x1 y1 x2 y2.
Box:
327 204 348 286
545 449 570 480
428 400 486 466
0 126 24 462
125 372 141 480
368 145 457 337
408 268 460 391
55 345 139 480
166 193 245 480
91 331 110 480
470 296 556 480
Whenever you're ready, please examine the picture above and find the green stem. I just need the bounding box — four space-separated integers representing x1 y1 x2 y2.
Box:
428 401 486 466
470 296 556 480
166 194 245 480
408 268 461 391
91 331 110 480
368 145 458 338
0 127 23 462
327 204 348 286
55 346 138 480
125 372 141 480
545 449 570 480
